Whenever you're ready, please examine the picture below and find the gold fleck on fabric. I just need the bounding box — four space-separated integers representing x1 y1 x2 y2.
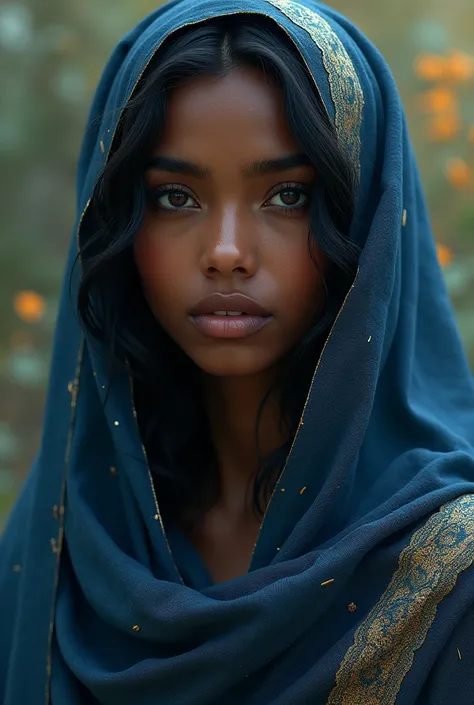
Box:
132 625 140 632
300 486 307 495
327 494 474 705
50 538 58 554
52 505 59 520
321 578 335 587
347 603 357 613
12 564 21 573
402 209 407 226
265 0 364 168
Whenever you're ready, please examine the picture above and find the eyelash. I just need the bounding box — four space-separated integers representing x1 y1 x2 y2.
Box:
146 182 311 215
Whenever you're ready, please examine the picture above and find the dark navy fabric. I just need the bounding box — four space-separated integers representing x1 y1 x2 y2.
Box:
1 1 474 703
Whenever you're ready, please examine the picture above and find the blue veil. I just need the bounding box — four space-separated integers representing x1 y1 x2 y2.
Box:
2 1 474 703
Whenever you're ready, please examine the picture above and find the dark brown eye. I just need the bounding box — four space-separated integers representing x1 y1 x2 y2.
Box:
149 186 198 211
265 186 309 209
279 190 300 206
167 192 189 208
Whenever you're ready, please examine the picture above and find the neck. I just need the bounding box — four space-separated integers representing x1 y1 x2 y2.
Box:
201 369 289 515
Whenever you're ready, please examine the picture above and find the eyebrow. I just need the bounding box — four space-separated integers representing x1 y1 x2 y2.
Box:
145 153 312 178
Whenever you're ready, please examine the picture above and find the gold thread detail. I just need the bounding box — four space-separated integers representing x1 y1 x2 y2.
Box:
76 197 90 268
100 140 105 154
402 209 407 227
321 578 335 587
457 647 462 660
251 268 358 564
348 602 357 613
132 624 140 632
327 494 474 705
300 486 307 495
128 368 183 583
44 333 85 704
265 0 364 167
52 505 59 520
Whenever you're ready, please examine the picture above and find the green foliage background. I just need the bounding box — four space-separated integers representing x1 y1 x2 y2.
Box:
0 0 473 526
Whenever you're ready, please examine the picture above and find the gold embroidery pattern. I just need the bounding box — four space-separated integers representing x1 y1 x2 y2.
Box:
327 494 474 705
265 0 364 168
45 336 85 704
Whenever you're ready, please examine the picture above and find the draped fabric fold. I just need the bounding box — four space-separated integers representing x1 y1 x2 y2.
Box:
1 1 474 703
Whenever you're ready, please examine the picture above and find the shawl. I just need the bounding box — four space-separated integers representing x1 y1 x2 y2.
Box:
2 1 474 703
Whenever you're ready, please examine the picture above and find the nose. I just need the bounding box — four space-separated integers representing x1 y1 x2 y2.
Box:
199 206 258 279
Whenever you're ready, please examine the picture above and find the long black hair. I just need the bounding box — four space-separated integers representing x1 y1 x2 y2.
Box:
77 16 359 531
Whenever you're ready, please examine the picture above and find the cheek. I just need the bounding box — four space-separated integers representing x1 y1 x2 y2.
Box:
133 228 180 314
276 241 327 320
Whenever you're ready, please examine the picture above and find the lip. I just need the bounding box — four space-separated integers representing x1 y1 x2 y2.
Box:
190 293 271 317
189 293 272 340
190 313 272 339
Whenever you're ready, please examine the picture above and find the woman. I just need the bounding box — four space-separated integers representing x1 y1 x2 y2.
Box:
1 0 474 702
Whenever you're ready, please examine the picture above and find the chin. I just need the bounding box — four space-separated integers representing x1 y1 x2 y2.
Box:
190 348 278 378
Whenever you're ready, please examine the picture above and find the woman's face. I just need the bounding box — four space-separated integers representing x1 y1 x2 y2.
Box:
134 67 326 377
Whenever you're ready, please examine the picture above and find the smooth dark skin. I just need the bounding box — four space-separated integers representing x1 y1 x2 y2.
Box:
134 68 326 582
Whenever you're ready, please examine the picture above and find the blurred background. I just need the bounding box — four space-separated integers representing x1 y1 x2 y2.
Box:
0 0 473 528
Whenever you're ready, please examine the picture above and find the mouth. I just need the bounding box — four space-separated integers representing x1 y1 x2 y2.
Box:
189 293 273 339
190 292 271 317
211 310 244 316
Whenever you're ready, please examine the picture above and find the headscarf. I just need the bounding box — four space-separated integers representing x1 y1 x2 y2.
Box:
2 1 474 703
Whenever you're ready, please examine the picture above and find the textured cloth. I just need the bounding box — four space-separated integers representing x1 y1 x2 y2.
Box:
2 1 474 703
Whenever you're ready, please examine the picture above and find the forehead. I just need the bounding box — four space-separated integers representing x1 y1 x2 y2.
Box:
156 68 298 156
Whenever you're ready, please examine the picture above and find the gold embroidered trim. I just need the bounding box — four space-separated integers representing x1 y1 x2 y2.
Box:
265 0 364 168
129 369 184 584
327 494 474 705
251 268 358 565
44 335 85 704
